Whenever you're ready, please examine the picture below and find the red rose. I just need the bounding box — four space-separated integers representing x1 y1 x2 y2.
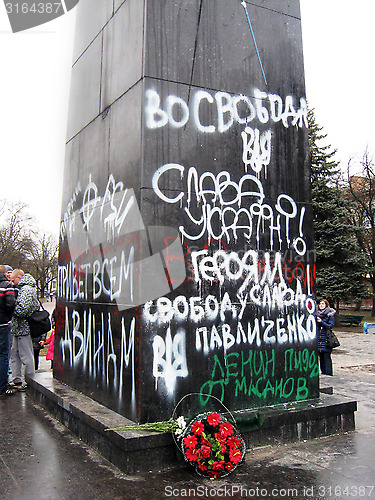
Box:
197 444 211 459
191 421 204 435
212 460 226 472
183 434 198 449
218 421 234 437
215 429 228 442
207 412 222 426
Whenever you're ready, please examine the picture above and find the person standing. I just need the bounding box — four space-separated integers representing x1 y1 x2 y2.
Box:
4 265 13 282
9 269 39 390
44 308 56 369
317 299 336 376
32 333 47 371
4 265 14 381
41 329 54 370
0 265 16 396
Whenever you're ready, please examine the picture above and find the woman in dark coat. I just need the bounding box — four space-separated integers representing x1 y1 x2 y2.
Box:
317 299 336 376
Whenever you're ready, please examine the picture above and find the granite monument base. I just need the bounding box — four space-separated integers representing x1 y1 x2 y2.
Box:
26 371 356 474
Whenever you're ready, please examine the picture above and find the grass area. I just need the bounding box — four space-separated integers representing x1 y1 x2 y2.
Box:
358 310 375 321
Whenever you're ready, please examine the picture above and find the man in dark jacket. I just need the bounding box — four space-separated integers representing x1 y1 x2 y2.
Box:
0 265 16 396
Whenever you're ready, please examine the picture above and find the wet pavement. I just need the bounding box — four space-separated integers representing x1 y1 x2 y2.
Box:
1 322 375 499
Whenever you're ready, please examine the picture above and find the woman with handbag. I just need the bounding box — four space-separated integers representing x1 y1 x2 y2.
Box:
317 299 336 376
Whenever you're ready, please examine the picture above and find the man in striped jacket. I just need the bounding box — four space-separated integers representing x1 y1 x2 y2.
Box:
0 265 16 396
9 269 39 390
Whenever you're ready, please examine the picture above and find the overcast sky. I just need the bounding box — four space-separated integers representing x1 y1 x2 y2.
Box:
300 0 375 168
0 1 374 236
0 7 75 237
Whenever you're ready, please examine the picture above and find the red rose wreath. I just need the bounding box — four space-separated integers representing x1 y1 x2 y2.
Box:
178 411 246 479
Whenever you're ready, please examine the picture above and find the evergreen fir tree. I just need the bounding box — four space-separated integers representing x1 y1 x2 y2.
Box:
308 108 367 310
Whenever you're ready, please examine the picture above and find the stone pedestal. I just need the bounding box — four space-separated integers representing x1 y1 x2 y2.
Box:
56 0 317 423
27 369 357 474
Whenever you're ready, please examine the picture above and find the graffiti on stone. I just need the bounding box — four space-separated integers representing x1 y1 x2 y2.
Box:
57 83 317 418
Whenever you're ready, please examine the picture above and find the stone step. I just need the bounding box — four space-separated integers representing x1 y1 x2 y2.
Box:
26 371 357 474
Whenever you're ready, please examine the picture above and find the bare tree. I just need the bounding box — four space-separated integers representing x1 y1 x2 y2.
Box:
0 200 35 267
29 232 58 298
0 200 58 298
346 149 375 313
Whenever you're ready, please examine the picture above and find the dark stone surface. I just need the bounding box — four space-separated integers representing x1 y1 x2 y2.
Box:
3 329 373 500
67 34 103 140
101 0 144 110
26 369 356 474
144 1 304 93
72 0 114 63
58 0 317 424
26 371 176 474
0 390 368 500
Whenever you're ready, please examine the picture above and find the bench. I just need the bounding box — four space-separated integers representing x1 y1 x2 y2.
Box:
338 314 364 326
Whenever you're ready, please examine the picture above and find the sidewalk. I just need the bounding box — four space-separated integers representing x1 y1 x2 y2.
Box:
0 328 374 499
